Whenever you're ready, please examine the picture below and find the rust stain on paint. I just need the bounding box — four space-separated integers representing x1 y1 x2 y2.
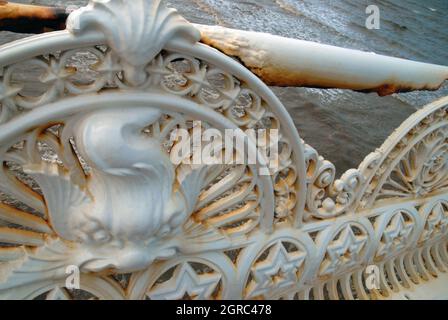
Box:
0 1 68 33
200 31 446 96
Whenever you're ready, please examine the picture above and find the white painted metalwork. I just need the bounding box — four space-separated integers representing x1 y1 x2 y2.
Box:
195 24 448 95
0 0 447 300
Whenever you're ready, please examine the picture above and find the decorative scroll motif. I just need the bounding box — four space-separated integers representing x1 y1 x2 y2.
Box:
0 0 447 300
303 143 364 220
303 100 448 221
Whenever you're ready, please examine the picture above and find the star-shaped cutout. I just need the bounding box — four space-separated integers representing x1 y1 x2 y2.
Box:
0 76 22 123
421 202 448 242
320 225 367 276
195 72 241 110
377 212 414 257
148 263 221 300
40 56 76 95
146 55 172 85
95 51 122 85
215 86 241 111
46 287 71 300
184 65 208 96
246 242 306 299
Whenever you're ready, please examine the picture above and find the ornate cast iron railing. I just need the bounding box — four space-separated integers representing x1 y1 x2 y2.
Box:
0 0 447 300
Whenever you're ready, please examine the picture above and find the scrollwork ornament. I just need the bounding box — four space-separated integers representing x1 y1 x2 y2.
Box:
304 143 364 220
0 0 447 301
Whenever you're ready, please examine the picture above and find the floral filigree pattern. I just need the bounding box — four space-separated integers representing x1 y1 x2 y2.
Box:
359 106 448 208
0 0 447 301
67 0 201 86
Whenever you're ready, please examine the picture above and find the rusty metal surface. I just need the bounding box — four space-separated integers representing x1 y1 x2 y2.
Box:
0 1 67 33
0 0 447 301
196 24 448 96
0 2 447 95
